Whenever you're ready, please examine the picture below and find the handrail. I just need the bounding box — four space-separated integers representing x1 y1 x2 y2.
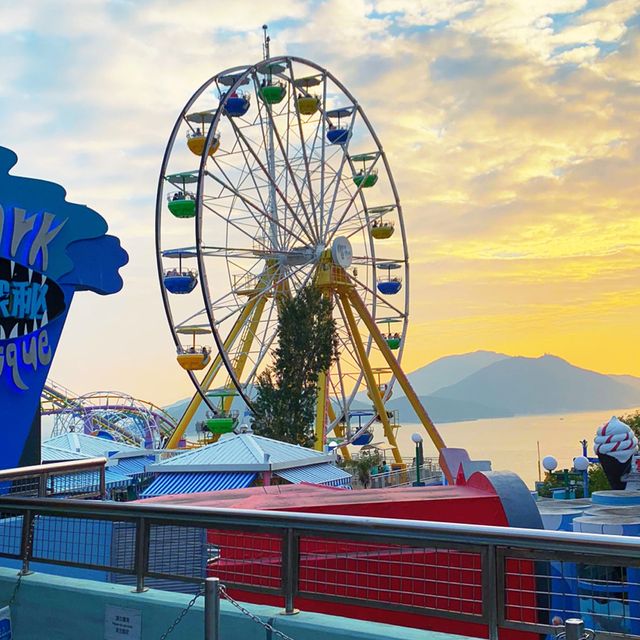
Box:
0 459 106 499
0 458 106 480
0 496 639 557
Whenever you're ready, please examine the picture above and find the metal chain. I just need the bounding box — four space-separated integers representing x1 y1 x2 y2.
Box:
159 587 204 639
219 584 296 640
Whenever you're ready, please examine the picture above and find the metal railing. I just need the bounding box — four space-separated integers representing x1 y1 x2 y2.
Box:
368 465 442 488
0 459 106 499
1 496 640 639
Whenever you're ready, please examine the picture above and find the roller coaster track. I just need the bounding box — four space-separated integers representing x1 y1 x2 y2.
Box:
41 380 176 448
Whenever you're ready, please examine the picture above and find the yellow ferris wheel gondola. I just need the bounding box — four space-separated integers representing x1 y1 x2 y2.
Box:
369 205 396 240
176 326 211 371
293 75 321 115
185 110 220 157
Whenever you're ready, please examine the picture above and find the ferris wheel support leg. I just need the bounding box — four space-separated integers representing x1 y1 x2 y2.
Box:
223 294 269 414
314 371 328 451
346 289 453 484
337 291 403 466
168 295 264 448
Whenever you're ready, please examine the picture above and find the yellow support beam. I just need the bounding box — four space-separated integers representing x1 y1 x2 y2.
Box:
338 291 403 466
346 286 453 483
314 370 328 451
223 294 268 413
167 293 264 449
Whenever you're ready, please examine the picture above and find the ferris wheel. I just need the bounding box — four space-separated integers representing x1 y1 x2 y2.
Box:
155 39 446 468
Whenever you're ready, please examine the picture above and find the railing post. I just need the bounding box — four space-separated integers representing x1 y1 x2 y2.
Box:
281 528 299 615
133 517 149 593
483 544 499 640
99 464 106 499
38 473 47 497
205 577 220 640
19 510 35 576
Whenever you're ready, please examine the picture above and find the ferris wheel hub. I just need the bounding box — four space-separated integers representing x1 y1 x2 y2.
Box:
331 236 353 268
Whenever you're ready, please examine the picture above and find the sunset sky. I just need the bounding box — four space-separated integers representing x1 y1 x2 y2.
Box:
1 0 639 406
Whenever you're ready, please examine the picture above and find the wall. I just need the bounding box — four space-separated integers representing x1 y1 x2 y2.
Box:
0 567 470 640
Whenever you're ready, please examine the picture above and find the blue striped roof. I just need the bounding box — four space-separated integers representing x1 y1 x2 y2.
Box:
140 471 256 498
275 463 352 488
114 456 153 477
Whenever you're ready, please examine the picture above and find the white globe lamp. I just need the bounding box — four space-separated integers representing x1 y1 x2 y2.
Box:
542 456 558 472
573 456 589 472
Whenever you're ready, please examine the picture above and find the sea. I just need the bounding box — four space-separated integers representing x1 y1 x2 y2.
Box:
373 407 640 489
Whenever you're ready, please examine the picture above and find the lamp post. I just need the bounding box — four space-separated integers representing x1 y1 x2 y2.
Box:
573 455 590 498
412 432 425 487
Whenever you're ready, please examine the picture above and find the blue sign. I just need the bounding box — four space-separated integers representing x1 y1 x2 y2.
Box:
0 146 128 470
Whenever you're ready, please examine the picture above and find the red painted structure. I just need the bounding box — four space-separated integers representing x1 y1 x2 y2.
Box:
143 477 539 639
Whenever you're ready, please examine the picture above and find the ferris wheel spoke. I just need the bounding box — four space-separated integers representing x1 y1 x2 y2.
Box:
326 155 381 246
257 83 318 244
217 122 276 239
206 159 275 246
226 117 315 247
322 107 359 237
204 168 308 248
200 245 263 259
201 197 272 252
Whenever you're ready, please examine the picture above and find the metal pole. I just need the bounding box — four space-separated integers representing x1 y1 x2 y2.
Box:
99 465 106 499
564 618 586 640
133 518 148 593
19 510 34 576
483 545 499 640
281 528 299 615
205 577 220 640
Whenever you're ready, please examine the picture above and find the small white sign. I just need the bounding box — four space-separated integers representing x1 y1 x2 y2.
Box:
104 605 141 640
0 606 12 640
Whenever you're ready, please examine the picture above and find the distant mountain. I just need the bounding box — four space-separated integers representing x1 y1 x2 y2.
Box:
385 394 513 424
431 354 640 416
164 354 640 429
355 350 508 403
403 350 509 396
609 374 640 393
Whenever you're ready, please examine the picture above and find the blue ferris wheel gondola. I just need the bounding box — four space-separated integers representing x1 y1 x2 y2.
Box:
377 280 402 295
377 261 403 295
164 273 198 294
223 95 251 117
327 128 351 145
352 431 374 446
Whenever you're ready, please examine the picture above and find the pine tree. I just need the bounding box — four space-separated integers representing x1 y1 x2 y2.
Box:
252 285 338 447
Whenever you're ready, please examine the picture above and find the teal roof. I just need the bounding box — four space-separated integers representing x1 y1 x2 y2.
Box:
149 433 335 473
44 433 145 458
42 444 91 462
